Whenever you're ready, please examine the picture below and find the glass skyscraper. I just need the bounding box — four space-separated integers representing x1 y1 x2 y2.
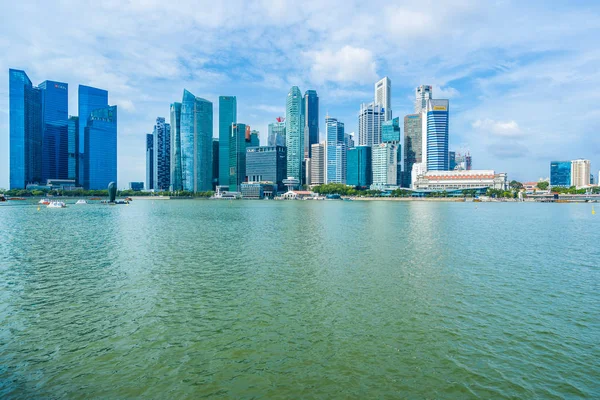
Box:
229 123 247 191
212 138 219 190
449 151 456 170
219 96 237 186
250 130 260 147
375 77 392 121
78 85 109 185
425 99 449 171
303 90 318 159
286 86 304 182
346 146 372 187
358 102 384 146
415 85 432 113
325 116 346 184
153 117 171 191
550 161 571 186
404 114 422 187
146 133 154 191
9 69 42 189
268 119 286 147
246 145 287 190
67 116 79 181
84 106 117 190
382 117 401 143
39 80 68 181
170 102 182 191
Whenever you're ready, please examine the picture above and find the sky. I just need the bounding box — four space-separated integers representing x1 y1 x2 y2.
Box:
1 0 600 188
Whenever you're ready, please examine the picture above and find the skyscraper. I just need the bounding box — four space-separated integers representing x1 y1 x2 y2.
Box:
180 90 213 192
229 123 247 191
415 85 432 113
449 151 456 170
550 161 571 186
9 69 42 189
268 117 286 146
303 90 319 158
358 102 384 146
219 96 237 186
571 159 591 187
246 145 287 190
372 142 399 186
153 117 171 191
423 99 449 171
325 116 346 184
39 80 68 181
404 114 422 187
78 85 109 184
146 133 154 191
84 106 117 190
286 86 304 182
250 130 260 147
212 138 219 190
346 146 372 187
67 116 79 182
170 102 182 191
382 117 401 143
310 142 325 185
375 77 392 121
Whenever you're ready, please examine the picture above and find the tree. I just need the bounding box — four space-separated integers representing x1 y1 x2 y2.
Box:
536 181 549 190
510 180 524 190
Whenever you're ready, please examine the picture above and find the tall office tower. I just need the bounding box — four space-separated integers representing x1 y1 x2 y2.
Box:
146 133 154 190
403 114 422 187
372 142 399 186
268 117 286 146
38 80 68 181
67 116 79 182
346 146 372 187
9 69 43 189
465 152 472 170
449 151 456 170
78 85 109 184
423 99 449 171
358 102 384 146
286 86 304 182
219 96 237 186
246 146 287 190
571 159 591 187
550 161 571 186
84 106 117 190
250 130 260 147
325 116 346 184
382 117 401 143
229 123 247 191
152 117 171 191
303 90 319 158
212 138 219 190
415 85 432 113
345 132 355 149
375 77 392 121
310 142 325 185
170 102 182 191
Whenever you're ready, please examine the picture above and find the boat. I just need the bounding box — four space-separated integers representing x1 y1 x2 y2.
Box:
89 197 102 200
8 197 26 201
47 201 66 208
38 198 51 205
75 199 88 205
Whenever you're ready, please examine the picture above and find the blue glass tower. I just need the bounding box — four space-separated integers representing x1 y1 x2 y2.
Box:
382 117 401 143
346 146 372 187
68 116 79 181
84 106 117 190
550 161 571 186
219 96 237 186
229 123 247 191
146 133 154 191
153 117 171 191
303 90 318 158
39 80 68 181
325 116 345 184
9 69 43 188
286 86 304 181
170 102 182 191
426 99 449 171
78 85 109 184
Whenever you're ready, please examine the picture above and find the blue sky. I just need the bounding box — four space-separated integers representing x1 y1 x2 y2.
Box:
1 0 600 187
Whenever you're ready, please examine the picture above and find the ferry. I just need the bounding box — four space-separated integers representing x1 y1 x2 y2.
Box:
47 201 67 208
8 197 27 201
38 198 51 205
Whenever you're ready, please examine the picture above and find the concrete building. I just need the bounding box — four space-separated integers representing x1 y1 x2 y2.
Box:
571 159 591 188
310 142 325 185
415 85 432 114
358 102 384 146
372 142 399 187
375 77 392 121
404 114 422 187
413 170 508 191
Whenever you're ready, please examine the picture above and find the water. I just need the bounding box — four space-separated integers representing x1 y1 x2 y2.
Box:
1 200 598 399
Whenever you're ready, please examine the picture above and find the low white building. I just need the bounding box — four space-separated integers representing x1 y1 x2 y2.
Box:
413 170 508 191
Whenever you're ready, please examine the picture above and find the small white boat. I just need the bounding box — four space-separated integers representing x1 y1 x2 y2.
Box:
38 198 50 205
75 199 87 205
47 201 66 208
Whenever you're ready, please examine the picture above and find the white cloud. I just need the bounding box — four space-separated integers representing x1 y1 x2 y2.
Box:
307 46 378 85
252 104 285 114
472 119 521 137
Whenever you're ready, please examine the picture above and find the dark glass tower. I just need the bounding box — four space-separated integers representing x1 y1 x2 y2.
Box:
68 116 79 181
78 85 108 184
39 80 68 181
153 117 171 191
146 134 154 191
219 96 237 186
303 90 318 159
403 114 422 187
170 102 182 191
84 106 117 190
229 123 247 191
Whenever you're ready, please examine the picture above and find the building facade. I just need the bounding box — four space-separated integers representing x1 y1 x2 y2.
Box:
571 159 591 188
372 142 399 187
218 96 237 186
229 123 247 191
212 138 219 190
382 117 401 143
415 85 432 114
413 170 508 191
170 102 182 191
310 142 325 185
375 77 392 121
249 130 260 147
39 80 69 182
246 145 287 190
358 102 384 146
84 106 117 190
347 146 372 187
286 86 304 182
153 117 171 191
146 133 154 190
325 117 345 184
67 116 79 182
403 114 422 187
304 90 319 158
550 161 571 186
449 151 456 170
268 118 286 147
129 182 144 191
78 85 109 186
424 99 449 171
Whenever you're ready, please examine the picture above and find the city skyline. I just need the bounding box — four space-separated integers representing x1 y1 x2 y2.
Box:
1 1 600 188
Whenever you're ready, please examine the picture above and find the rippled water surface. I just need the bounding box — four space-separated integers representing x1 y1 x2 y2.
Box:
1 200 599 398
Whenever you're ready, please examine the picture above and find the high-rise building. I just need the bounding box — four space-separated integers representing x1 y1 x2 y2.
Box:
550 161 571 186
310 142 325 185
423 99 449 171
449 151 456 170
347 146 372 187
571 159 591 187
382 117 401 143
303 90 319 158
170 102 182 191
345 132 355 149
39 80 68 181
229 123 247 191
375 77 392 121
268 117 286 147
246 145 287 190
325 116 346 184
212 138 219 190
146 133 154 191
153 117 171 191
84 106 117 190
415 85 432 113
286 86 304 182
250 130 260 147
181 90 213 192
358 102 384 146
372 142 399 186
403 114 422 187
78 85 109 185
67 116 79 182
219 96 237 186
465 153 472 170
9 69 43 189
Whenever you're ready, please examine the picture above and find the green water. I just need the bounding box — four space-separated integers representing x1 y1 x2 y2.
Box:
0 200 598 398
